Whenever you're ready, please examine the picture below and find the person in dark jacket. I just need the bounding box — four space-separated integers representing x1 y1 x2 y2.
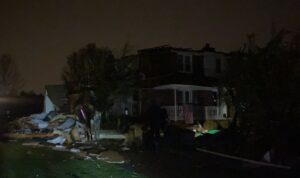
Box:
146 99 166 151
149 102 161 140
75 96 94 141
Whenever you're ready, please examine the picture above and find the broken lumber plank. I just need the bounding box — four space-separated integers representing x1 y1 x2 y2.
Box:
5 133 58 139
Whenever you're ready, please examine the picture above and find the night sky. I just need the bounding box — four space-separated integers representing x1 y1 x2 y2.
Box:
0 0 299 93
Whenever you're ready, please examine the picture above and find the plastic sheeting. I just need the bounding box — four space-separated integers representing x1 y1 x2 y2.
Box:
31 119 49 129
30 112 48 120
57 118 75 130
47 136 66 145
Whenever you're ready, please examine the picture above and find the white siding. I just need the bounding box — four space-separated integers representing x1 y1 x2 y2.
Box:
44 90 55 113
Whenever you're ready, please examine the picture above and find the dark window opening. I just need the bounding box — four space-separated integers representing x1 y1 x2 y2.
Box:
177 54 192 73
176 90 183 104
185 91 190 104
185 56 191 72
177 55 184 71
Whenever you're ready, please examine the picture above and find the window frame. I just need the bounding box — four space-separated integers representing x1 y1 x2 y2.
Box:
176 90 193 104
177 54 193 73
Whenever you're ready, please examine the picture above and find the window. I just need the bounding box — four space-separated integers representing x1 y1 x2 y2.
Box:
176 90 183 104
177 55 184 71
216 58 221 73
176 90 192 104
185 56 191 72
177 54 192 73
193 55 204 75
185 91 190 104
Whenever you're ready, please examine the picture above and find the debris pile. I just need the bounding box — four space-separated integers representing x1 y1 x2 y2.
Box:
7 111 86 145
6 110 130 166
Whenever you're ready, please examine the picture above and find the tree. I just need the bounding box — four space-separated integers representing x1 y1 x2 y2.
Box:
62 43 138 112
0 54 23 95
218 31 300 160
111 42 139 97
222 30 300 138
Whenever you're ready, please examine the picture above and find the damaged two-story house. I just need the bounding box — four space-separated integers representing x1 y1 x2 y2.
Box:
138 44 230 124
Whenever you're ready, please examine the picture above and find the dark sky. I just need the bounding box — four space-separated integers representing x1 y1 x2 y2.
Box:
0 0 299 93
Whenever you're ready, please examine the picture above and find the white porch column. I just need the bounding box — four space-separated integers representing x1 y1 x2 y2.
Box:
174 88 177 121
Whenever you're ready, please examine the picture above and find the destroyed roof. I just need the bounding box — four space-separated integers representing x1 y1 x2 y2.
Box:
137 44 229 55
45 85 68 107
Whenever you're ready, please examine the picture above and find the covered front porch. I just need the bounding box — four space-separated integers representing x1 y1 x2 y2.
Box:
153 84 228 123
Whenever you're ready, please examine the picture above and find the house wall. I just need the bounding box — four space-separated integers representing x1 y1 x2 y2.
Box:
44 91 55 113
203 51 227 77
139 48 176 78
140 89 216 109
139 47 228 86
153 89 174 105
138 45 228 120
193 90 217 106
139 89 174 114
174 50 205 78
139 48 206 86
193 55 204 76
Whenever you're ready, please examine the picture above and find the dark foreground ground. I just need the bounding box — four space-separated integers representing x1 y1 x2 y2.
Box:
122 143 299 178
0 139 298 178
0 142 145 178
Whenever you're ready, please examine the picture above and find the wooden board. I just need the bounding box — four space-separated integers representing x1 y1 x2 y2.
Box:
5 133 58 139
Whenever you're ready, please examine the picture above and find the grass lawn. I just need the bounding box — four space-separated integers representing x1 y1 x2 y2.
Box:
0 142 146 178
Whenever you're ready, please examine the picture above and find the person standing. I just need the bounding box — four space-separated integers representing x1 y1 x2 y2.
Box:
75 97 94 141
146 100 163 151
92 111 101 140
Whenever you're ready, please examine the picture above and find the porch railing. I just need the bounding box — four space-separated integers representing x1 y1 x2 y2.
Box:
162 105 182 121
162 105 224 122
162 105 203 122
204 106 223 120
